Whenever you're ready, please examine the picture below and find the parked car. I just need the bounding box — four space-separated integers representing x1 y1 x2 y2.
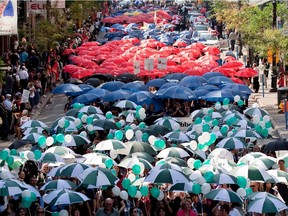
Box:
197 33 220 48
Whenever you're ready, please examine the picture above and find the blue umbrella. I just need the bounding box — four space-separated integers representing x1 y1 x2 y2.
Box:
156 85 197 100
159 82 178 90
203 89 234 102
102 90 131 102
121 82 148 92
78 84 95 93
52 84 83 95
202 72 225 80
195 85 220 91
221 83 253 95
207 76 233 86
100 81 125 91
179 76 208 90
87 88 109 98
163 73 188 81
193 89 210 100
127 91 154 104
72 93 100 105
146 79 167 88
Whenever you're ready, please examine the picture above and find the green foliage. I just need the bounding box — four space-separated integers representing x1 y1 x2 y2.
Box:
211 1 288 59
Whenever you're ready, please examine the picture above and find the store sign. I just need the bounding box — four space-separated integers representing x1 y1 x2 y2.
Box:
0 0 18 35
27 1 47 14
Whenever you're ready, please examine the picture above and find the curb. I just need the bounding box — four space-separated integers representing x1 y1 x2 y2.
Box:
31 93 53 120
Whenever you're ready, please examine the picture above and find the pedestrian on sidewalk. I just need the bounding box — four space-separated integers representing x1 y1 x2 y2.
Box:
228 31 237 51
252 63 259 93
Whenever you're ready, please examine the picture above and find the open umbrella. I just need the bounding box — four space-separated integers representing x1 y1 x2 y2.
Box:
123 152 155 163
60 134 91 147
210 173 237 184
244 107 269 118
0 179 27 196
102 89 131 102
169 182 194 192
157 157 188 167
164 131 191 143
117 141 157 156
262 140 288 152
79 106 103 115
179 76 208 90
40 153 65 164
156 85 197 100
229 165 273 182
58 163 90 177
247 192 287 214
20 120 48 129
43 189 89 206
78 167 118 188
40 179 77 191
92 119 118 130
144 169 190 184
146 79 167 88
205 188 242 203
118 157 153 170
154 117 180 130
157 147 190 159
100 81 125 91
21 133 42 144
94 139 126 151
114 100 137 109
84 78 101 87
207 76 233 86
216 137 247 149
121 82 148 92
203 89 234 102
52 84 83 95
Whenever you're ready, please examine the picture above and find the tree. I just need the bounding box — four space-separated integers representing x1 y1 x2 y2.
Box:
211 0 288 61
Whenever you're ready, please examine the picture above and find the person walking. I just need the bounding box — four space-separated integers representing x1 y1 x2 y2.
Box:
229 31 237 51
252 63 260 93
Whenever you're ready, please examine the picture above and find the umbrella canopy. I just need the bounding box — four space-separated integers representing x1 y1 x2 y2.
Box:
267 170 288 183
79 106 103 115
20 120 48 129
58 163 90 177
117 141 157 156
21 133 42 144
247 192 287 214
94 139 126 151
45 146 77 156
92 119 118 130
102 89 131 102
78 167 118 188
205 188 243 203
216 137 247 150
232 129 261 139
229 165 273 182
121 82 148 92
169 182 194 192
0 179 27 196
144 168 190 184
156 85 197 100
154 117 180 130
43 189 90 206
60 135 91 147
118 157 153 170
244 107 269 118
157 157 188 167
84 78 101 87
157 147 190 159
164 131 191 143
116 73 139 83
100 81 125 91
40 152 65 164
114 100 137 109
179 76 208 90
203 89 234 102
210 173 237 184
262 140 288 152
207 76 233 86
123 152 155 163
40 179 77 191
146 78 167 88
52 84 83 95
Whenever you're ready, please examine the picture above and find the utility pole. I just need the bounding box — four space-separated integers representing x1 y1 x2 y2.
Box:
270 0 278 92
237 0 243 57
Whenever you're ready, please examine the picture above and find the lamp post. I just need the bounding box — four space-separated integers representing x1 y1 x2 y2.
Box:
270 0 278 92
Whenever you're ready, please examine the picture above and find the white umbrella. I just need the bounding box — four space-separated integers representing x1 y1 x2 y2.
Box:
157 147 189 159
94 139 126 151
144 169 190 184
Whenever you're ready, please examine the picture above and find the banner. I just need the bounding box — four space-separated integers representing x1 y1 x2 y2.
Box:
144 58 154 71
50 0 65 9
0 0 18 35
21 90 30 103
134 61 140 74
158 58 167 70
177 117 193 131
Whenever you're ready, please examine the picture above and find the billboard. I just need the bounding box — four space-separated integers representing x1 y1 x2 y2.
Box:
0 0 18 35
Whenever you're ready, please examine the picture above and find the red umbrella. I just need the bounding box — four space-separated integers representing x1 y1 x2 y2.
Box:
230 77 245 84
81 41 101 47
224 56 236 62
212 67 235 77
234 68 257 78
173 41 187 47
62 49 75 55
181 61 200 68
184 68 206 76
71 69 95 79
159 46 180 55
199 54 220 61
203 46 221 55
79 60 98 69
222 61 244 69
63 65 85 74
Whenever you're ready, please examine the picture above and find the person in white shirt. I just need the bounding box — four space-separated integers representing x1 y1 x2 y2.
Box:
18 65 29 90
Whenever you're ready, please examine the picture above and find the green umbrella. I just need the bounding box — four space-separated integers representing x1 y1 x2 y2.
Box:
244 107 269 118
0 179 27 196
144 169 190 184
216 137 247 150
21 133 42 144
117 141 157 156
146 125 171 135
157 157 187 167
169 182 194 192
20 120 48 129
229 165 273 182
157 147 189 159
79 105 103 114
65 108 80 117
250 156 277 170
267 170 288 183
164 131 191 143
119 157 153 170
150 163 182 172
205 188 242 203
123 152 155 163
43 189 90 206
83 153 117 166
94 139 126 151
45 146 77 156
78 167 118 188
114 100 137 109
61 135 91 147
247 192 287 214
210 173 237 184
40 179 77 191
23 127 50 136
58 163 90 177
40 152 65 164
154 117 180 130
92 119 118 130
